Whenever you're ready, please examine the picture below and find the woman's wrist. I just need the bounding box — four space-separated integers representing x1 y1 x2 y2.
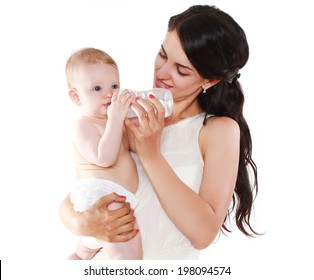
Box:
140 151 164 169
59 195 86 236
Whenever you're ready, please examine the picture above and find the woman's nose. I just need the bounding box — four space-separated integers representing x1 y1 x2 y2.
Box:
156 62 172 80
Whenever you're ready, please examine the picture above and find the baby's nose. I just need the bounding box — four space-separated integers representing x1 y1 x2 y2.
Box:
104 91 113 99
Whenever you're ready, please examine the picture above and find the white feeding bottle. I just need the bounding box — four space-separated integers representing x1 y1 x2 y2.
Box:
119 88 173 118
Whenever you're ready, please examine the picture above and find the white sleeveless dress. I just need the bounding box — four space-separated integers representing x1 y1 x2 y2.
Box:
93 113 206 260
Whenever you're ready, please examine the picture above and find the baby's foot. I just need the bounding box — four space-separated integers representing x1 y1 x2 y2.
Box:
67 253 82 260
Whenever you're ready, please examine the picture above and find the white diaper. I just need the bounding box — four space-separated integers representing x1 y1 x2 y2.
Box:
70 178 138 212
70 178 138 250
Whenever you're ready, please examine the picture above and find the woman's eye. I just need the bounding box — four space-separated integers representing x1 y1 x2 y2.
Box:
93 86 102 91
159 51 167 59
177 68 188 76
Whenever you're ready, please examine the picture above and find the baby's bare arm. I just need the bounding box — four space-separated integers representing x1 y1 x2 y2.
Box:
72 91 133 167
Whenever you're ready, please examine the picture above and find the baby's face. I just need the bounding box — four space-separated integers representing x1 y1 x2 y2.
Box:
75 63 120 118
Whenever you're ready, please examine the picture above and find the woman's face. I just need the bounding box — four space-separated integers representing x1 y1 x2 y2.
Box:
154 30 208 102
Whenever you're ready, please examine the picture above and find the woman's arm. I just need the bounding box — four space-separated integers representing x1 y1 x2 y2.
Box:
59 193 138 242
125 98 239 249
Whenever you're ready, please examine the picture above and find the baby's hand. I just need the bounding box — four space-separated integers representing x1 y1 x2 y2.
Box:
107 89 133 121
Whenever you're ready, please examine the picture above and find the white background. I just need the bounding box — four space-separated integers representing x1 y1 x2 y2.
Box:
0 0 313 279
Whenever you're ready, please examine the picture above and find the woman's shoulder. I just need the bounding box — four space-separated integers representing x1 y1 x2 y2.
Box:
200 116 240 143
204 115 239 129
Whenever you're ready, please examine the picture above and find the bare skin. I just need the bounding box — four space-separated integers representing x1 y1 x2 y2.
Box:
59 193 136 242
64 59 141 259
126 97 239 249
124 31 240 249
60 31 240 253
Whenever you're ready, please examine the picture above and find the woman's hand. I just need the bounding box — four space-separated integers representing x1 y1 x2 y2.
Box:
59 192 137 242
125 95 165 161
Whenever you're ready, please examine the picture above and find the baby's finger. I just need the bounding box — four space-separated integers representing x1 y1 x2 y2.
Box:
112 89 120 101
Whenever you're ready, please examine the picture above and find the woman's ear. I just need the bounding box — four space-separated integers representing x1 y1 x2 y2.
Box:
202 79 220 92
68 89 81 105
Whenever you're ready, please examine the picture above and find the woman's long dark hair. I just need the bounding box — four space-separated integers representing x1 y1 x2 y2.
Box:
168 5 259 236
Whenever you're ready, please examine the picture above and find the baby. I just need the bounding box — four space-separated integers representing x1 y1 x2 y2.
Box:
65 47 142 260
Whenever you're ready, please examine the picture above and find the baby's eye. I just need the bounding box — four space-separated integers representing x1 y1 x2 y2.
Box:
93 86 102 91
111 84 119 90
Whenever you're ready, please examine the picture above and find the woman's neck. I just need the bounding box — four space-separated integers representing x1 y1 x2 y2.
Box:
164 101 203 126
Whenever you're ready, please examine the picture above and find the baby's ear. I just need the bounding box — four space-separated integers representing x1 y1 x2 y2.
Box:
68 88 80 105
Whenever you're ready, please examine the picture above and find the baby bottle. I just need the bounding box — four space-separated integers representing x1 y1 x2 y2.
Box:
119 88 174 118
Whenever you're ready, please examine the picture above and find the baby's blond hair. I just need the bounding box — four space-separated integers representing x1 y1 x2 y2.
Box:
66 47 118 88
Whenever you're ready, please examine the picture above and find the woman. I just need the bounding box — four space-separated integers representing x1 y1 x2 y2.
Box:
60 4 258 259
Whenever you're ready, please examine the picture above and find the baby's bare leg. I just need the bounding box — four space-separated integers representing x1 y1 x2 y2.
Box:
102 202 142 260
67 237 100 260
